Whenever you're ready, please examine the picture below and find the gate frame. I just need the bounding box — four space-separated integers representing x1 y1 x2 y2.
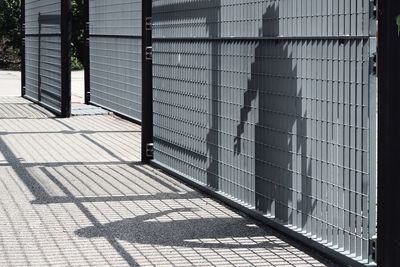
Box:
85 1 144 123
21 0 71 118
141 0 153 163
60 0 72 118
149 1 378 266
377 0 400 266
84 0 152 161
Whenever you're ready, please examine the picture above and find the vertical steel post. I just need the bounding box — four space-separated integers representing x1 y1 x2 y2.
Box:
84 0 90 104
141 0 153 163
61 0 72 118
377 0 400 266
21 0 26 97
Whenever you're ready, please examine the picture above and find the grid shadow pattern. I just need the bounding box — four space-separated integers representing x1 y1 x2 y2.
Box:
0 97 332 266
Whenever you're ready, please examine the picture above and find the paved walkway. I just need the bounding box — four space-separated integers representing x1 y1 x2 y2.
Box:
0 97 334 266
0 71 84 103
0 71 21 96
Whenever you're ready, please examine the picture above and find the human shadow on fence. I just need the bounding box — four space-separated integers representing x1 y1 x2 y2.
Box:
234 5 316 228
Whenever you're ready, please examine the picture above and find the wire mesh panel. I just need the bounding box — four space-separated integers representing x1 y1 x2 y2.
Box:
89 0 142 121
152 0 377 264
24 0 70 117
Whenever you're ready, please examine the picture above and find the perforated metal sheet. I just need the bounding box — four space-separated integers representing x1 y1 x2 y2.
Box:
89 0 142 121
152 0 377 264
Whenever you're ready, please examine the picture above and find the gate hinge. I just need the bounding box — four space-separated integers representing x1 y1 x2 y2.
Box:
370 52 377 76
370 0 377 19
370 37 377 76
369 235 377 264
145 46 153 60
145 17 152 31
146 143 154 158
370 0 378 35
85 22 90 46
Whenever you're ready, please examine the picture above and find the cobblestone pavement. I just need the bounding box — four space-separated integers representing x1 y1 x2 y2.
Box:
0 97 335 266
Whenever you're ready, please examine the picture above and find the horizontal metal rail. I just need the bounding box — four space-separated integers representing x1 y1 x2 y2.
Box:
153 35 371 41
89 34 141 39
25 33 61 37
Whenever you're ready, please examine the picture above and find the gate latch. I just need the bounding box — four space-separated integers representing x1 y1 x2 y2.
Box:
145 46 153 60
370 52 377 76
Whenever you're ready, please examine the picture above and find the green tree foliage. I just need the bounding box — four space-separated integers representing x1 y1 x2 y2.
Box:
71 0 85 70
0 0 21 68
0 0 85 70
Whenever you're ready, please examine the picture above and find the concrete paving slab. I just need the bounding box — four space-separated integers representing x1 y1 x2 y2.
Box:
0 96 336 267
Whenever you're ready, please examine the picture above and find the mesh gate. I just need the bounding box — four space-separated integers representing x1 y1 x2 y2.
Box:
152 0 377 265
22 0 71 117
88 0 142 122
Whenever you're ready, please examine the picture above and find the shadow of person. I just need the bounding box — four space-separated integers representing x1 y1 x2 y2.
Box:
233 3 316 228
75 208 287 249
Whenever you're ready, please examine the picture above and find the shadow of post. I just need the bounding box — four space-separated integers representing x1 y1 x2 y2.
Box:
205 1 221 190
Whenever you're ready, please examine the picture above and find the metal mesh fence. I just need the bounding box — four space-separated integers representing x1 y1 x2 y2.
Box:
152 0 377 264
24 0 63 113
89 0 142 121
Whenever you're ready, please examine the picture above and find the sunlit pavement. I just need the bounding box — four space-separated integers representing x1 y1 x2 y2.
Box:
0 71 84 103
0 71 21 96
0 96 335 266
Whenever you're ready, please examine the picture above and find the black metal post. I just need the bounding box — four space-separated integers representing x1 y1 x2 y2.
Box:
141 1 153 163
84 0 90 104
21 0 26 97
61 0 72 118
377 0 400 266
